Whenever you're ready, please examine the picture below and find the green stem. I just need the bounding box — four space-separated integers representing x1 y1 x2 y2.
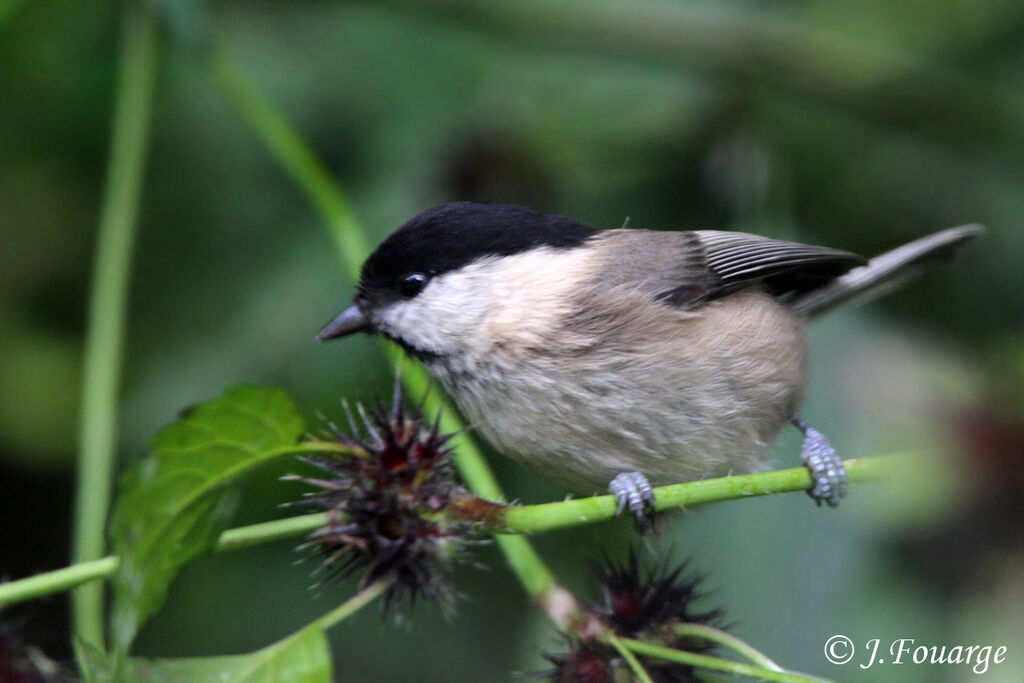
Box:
2 456 894 609
493 456 892 533
0 557 119 608
205 51 561 610
392 354 557 600
605 632 655 683
306 579 388 632
216 512 327 552
619 637 832 683
671 623 831 681
204 50 370 277
390 353 508 502
71 0 158 649
0 514 324 609
671 624 782 671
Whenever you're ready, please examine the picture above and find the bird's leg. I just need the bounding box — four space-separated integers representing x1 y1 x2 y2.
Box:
609 471 656 528
790 416 847 507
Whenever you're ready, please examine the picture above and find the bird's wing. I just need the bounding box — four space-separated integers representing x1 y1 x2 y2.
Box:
693 230 867 299
596 229 866 308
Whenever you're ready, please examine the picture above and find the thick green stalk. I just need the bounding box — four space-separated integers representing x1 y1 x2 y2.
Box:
206 53 559 604
0 513 328 609
494 456 892 533
71 0 158 648
0 557 120 608
216 512 327 552
2 456 892 609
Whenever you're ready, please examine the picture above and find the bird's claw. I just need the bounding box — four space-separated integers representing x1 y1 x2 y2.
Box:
791 416 847 507
609 471 656 529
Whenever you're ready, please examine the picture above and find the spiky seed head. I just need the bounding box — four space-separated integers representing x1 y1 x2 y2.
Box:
288 381 474 617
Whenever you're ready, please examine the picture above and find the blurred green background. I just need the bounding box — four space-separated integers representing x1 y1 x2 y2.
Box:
2 0 1023 680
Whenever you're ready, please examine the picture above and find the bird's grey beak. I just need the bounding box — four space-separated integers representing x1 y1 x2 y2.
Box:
315 304 370 341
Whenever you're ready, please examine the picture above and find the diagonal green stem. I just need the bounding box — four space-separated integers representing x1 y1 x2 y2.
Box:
205 50 370 278
307 578 388 632
672 623 783 672
606 632 655 683
71 0 158 649
204 50 561 608
619 637 832 683
669 624 831 680
390 353 557 599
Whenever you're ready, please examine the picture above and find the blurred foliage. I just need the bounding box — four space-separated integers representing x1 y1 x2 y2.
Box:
1 0 1022 680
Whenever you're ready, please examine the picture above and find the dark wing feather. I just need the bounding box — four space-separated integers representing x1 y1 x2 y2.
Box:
696 230 865 298
593 229 866 309
650 230 866 307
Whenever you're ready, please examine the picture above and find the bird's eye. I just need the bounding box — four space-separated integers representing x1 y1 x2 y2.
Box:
398 272 429 298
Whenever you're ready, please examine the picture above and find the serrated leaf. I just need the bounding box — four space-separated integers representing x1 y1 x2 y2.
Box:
109 385 305 654
123 625 331 683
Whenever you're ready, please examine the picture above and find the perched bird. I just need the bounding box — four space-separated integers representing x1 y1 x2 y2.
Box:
317 202 981 519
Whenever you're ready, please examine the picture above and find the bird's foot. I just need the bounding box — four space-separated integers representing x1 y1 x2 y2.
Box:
791 416 847 507
609 471 656 529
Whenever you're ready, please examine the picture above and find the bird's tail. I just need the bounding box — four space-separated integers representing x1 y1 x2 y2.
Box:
788 224 984 319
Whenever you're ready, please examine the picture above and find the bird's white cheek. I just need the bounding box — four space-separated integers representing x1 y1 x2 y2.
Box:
374 248 592 358
375 287 491 356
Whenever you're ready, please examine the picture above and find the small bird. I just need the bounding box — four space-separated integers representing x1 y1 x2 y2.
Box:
317 202 981 520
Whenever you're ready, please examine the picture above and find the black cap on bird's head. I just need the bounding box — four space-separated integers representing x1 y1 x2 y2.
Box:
316 202 596 341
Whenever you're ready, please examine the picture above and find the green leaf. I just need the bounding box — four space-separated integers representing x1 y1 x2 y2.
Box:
109 385 305 655
121 625 332 682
